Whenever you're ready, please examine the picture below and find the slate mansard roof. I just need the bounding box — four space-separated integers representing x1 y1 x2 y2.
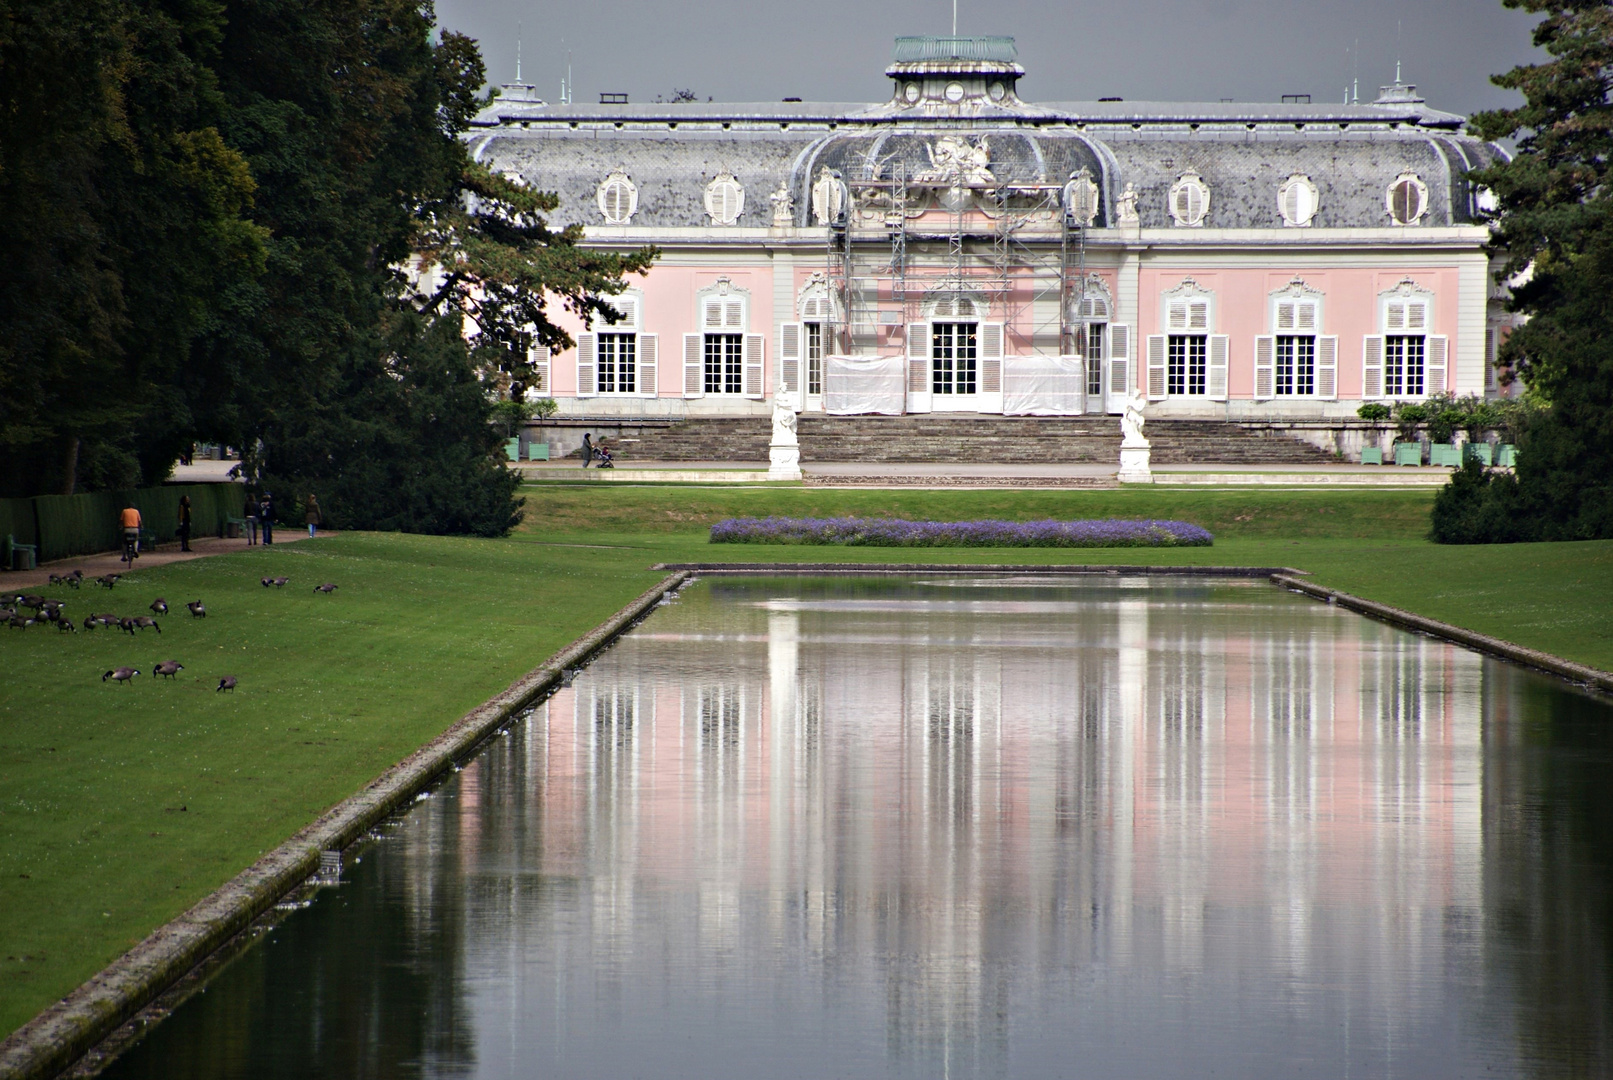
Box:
468 39 1504 233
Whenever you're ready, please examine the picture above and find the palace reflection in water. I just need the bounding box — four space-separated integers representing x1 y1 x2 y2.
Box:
105 576 1613 1080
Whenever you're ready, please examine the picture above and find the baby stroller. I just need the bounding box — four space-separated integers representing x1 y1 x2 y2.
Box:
593 444 615 469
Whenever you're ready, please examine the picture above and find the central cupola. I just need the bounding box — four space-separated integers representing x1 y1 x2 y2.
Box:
885 36 1026 112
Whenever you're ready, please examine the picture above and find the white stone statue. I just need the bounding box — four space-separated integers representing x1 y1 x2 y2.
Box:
768 390 802 480
919 135 995 186
1117 388 1152 483
1121 388 1148 447
1116 182 1140 225
770 183 794 227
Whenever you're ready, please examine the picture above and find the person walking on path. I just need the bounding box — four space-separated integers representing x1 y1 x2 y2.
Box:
118 505 142 562
259 491 274 545
304 494 322 538
177 495 193 552
580 432 593 469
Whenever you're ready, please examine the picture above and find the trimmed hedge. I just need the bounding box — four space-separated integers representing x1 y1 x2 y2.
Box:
710 516 1215 547
1 484 243 563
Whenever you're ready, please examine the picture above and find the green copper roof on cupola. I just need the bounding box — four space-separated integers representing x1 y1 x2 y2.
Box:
892 36 1018 63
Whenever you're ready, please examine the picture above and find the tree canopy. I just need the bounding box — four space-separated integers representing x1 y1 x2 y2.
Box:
1437 0 1613 541
0 0 652 536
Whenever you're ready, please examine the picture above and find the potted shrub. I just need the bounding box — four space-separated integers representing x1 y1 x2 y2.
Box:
1355 403 1390 464
1391 402 1428 465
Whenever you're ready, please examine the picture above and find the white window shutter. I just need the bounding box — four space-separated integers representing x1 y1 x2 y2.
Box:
907 322 929 392
1426 335 1449 394
1208 334 1229 400
1276 302 1295 331
779 322 802 394
725 301 744 329
683 333 704 398
1297 301 1317 332
1485 327 1498 391
743 333 764 398
1316 335 1338 399
1253 336 1275 400
1107 324 1130 400
1407 302 1428 332
615 297 637 327
576 333 598 397
1189 301 1209 331
532 344 551 395
980 322 1004 393
638 333 658 397
1167 301 1187 332
1146 335 1167 400
1362 335 1385 399
704 300 723 329
1386 302 1405 332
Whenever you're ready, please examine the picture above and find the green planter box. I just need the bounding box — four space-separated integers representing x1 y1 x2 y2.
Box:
1360 446 1383 465
1429 443 1462 467
1497 444 1517 467
1464 442 1493 466
526 443 550 461
505 438 520 462
1394 442 1423 466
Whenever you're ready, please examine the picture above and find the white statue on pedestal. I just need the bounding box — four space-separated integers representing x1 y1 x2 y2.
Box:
1117 388 1153 483
768 390 802 480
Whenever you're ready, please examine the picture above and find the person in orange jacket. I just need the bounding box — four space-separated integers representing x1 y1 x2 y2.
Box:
119 505 142 562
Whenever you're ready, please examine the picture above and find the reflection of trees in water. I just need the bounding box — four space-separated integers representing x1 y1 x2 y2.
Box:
103 794 475 1080
1484 664 1613 1079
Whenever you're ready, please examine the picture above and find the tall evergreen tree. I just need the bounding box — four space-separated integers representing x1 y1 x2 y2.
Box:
1441 0 1613 540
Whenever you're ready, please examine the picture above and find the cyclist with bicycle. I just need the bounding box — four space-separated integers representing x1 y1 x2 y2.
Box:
119 505 142 562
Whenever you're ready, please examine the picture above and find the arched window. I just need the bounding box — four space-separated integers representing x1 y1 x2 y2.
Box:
1387 173 1428 226
1278 174 1319 228
596 171 637 225
1169 171 1210 228
705 173 745 226
1072 279 1113 403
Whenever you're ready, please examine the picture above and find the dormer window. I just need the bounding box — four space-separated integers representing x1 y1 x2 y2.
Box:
705 173 745 226
1278 174 1319 228
1387 172 1428 226
1169 172 1210 227
596 171 637 225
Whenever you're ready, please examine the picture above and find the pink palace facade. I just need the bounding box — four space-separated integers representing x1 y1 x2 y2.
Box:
468 36 1513 422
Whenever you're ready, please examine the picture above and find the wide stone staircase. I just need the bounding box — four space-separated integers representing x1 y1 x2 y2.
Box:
612 415 1339 466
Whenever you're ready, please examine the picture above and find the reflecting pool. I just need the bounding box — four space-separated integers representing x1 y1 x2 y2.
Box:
103 576 1613 1079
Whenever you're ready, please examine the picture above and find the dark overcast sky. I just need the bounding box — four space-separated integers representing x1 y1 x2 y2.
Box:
436 0 1542 118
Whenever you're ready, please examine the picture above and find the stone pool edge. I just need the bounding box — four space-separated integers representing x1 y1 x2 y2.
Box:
1270 573 1613 695
0 571 693 1080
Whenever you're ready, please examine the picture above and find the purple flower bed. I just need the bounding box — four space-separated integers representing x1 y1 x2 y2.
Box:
710 516 1213 548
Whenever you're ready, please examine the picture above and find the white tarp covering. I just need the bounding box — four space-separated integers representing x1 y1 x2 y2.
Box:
1001 355 1087 416
824 354 907 415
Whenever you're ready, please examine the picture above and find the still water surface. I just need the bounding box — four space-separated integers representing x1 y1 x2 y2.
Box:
105 576 1613 1079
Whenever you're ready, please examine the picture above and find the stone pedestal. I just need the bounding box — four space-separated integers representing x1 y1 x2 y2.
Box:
1118 443 1153 484
768 443 802 481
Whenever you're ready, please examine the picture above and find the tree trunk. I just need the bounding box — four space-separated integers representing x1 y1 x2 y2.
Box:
60 436 80 495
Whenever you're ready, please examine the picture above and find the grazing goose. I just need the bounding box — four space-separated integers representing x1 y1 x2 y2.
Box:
66 569 83 588
261 577 274 588
82 616 98 631
186 601 206 618
150 598 168 615
272 577 289 587
216 675 237 692
90 613 119 629
56 618 77 633
96 574 119 589
153 660 184 679
132 616 161 633
48 573 68 586
103 667 139 685
313 583 337 593
119 617 138 635
8 615 34 629
17 595 44 610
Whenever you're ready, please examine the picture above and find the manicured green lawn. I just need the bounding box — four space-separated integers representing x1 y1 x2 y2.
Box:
2 483 1609 1041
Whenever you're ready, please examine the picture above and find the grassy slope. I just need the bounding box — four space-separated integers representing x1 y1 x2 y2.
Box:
3 483 1608 1037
